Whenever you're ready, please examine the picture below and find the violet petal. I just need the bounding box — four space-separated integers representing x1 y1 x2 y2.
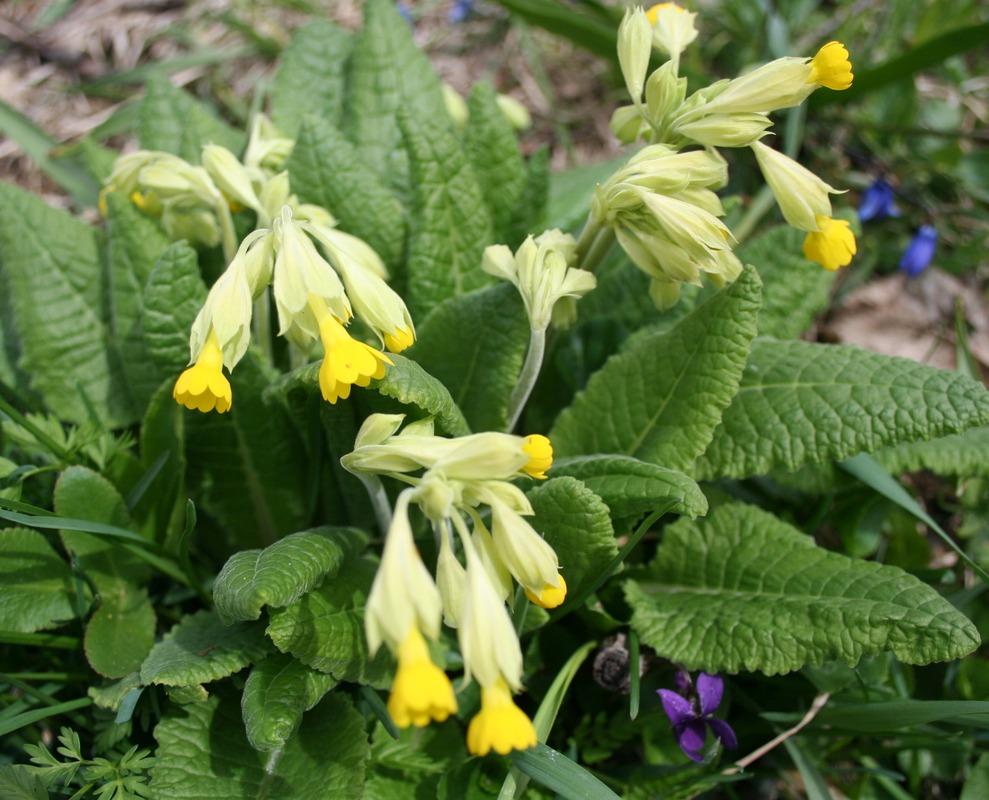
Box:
695 672 724 715
658 689 694 726
675 720 708 760
707 718 738 750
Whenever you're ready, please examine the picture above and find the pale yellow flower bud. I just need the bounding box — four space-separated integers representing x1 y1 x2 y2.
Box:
646 3 698 62
442 83 470 130
202 144 264 214
496 94 532 130
617 7 653 105
751 140 842 231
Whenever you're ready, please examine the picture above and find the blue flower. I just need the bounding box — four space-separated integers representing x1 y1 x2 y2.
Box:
899 225 938 277
396 3 413 25
858 179 900 223
658 671 737 762
449 0 475 23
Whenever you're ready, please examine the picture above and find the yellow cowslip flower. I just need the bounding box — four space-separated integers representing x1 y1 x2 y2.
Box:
525 575 567 609
750 141 843 233
387 625 457 728
173 330 232 414
466 677 538 757
311 298 391 405
809 41 853 90
803 215 857 271
521 434 553 480
646 3 698 61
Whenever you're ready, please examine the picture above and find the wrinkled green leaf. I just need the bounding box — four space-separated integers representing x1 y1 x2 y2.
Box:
0 527 75 633
0 182 135 426
550 455 707 520
141 609 269 687
288 115 407 274
84 587 157 679
266 556 392 687
875 425 989 478
527 477 618 598
139 77 242 160
400 105 494 317
694 339 989 479
151 689 368 799
214 527 369 624
272 20 352 136
626 503 980 675
551 265 762 471
241 653 337 751
465 83 528 247
408 284 529 432
142 241 206 377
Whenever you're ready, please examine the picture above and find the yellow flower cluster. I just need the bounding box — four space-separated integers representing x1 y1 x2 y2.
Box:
347 414 563 755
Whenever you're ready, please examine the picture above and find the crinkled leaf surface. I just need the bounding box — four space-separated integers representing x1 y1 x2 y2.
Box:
142 240 206 377
139 77 242 160
626 503 980 675
272 20 351 136
214 526 369 624
266 556 392 687
408 284 529 432
141 609 269 687
551 265 761 471
742 226 837 339
344 0 446 195
185 353 308 548
151 688 368 799
400 105 494 318
465 83 528 247
241 653 337 751
0 182 135 426
694 339 989 480
527 477 618 597
551 455 707 520
875 425 989 478
0 527 75 633
288 115 406 273
84 587 158 679
104 191 172 414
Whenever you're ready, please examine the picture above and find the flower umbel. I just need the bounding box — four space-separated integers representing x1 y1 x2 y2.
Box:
466 677 538 757
173 330 232 414
658 671 738 762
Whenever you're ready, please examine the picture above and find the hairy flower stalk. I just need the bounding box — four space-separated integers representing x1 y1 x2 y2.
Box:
345 414 563 753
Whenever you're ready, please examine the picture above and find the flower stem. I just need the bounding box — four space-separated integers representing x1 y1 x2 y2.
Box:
575 219 617 276
216 202 238 264
506 327 546 433
358 474 393 537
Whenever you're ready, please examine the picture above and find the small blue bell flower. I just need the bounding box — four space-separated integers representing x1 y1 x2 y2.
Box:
899 225 938 277
858 179 900 223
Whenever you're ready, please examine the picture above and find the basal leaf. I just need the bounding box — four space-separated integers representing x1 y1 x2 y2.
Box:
139 77 242 161
287 115 406 273
465 83 528 247
551 455 707 520
550 265 762 471
84 585 157 679
0 182 135 426
142 240 206 377
626 503 980 675
141 609 269 687
214 526 369 624
527 477 618 598
136 381 187 548
185 353 309 548
241 653 337 751
266 556 392 687
875 425 989 478
740 225 836 339
400 106 495 318
104 191 173 413
344 0 447 193
272 20 352 136
694 339 989 479
0 527 75 633
407 284 529 432
151 689 368 799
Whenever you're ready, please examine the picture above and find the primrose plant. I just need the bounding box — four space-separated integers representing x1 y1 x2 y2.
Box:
0 1 987 798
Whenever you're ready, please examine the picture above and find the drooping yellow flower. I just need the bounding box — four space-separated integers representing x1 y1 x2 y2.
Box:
521 434 553 480
466 677 538 756
387 626 457 728
808 41 853 90
803 215 857 271
173 330 232 413
384 326 416 353
312 298 391 404
524 574 567 610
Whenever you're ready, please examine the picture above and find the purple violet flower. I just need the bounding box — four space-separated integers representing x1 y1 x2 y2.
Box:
448 0 475 23
858 179 900 223
658 672 738 762
899 225 938 277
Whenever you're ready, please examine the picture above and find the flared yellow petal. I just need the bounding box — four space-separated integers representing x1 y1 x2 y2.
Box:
803 215 856 271
809 41 853 90
521 434 553 480
173 331 232 413
467 678 537 756
387 627 457 729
